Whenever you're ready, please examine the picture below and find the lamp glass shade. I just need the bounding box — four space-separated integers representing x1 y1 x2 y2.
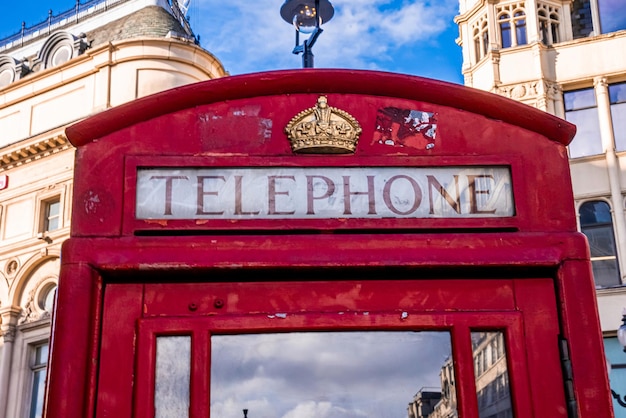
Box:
280 0 334 32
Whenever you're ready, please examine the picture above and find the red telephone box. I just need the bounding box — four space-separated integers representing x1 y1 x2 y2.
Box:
45 70 612 418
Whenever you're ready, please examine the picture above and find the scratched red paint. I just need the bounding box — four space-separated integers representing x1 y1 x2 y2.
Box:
373 107 437 150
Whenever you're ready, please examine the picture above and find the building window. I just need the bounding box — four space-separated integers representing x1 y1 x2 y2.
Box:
564 88 603 158
579 201 621 288
29 342 49 418
499 13 512 48
41 197 60 233
497 5 528 48
514 11 527 45
472 18 489 62
572 0 626 38
611 82 626 152
538 5 560 45
598 0 626 33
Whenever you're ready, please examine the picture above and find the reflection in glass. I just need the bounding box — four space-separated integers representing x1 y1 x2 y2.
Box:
211 331 456 418
610 82 626 152
564 88 602 158
29 343 49 418
598 0 626 34
580 200 621 288
472 332 513 418
155 336 191 418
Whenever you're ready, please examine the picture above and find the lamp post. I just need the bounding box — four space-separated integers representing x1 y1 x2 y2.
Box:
280 0 335 68
611 310 626 407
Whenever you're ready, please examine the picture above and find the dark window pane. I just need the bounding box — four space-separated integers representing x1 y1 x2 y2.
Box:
599 0 626 33
580 201 612 225
515 13 527 45
501 22 512 48
571 0 594 38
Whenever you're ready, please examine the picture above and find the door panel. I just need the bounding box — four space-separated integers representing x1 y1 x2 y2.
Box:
97 278 565 418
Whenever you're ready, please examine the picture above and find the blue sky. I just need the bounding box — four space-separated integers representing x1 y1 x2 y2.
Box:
0 0 464 83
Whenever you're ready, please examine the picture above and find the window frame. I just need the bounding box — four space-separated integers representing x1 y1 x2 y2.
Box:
538 5 561 45
35 190 65 236
5 320 52 418
572 0 626 38
578 200 621 288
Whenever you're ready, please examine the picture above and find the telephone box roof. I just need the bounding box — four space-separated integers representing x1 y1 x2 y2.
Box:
65 69 576 147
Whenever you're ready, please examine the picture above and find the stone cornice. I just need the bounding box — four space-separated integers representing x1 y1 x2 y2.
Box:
0 133 72 172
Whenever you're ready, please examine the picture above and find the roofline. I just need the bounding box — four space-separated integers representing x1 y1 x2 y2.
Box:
65 69 576 146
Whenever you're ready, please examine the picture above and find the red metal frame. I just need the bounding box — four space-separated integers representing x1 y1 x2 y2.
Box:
44 70 612 418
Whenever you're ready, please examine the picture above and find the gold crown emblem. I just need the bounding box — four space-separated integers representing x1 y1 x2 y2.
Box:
284 96 362 154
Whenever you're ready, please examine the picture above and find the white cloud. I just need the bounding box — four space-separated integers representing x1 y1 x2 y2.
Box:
210 331 452 418
192 0 460 76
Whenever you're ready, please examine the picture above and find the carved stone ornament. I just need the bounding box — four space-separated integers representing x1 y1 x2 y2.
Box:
284 96 362 154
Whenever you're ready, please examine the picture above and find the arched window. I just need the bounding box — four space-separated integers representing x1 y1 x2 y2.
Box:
497 4 528 49
539 6 560 45
499 13 512 48
513 11 527 45
579 201 621 287
472 19 489 62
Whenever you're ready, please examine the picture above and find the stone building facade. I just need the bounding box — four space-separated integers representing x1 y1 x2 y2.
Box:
455 0 626 414
0 1 226 416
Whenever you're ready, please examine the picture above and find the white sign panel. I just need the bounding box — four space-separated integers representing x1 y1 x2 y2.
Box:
136 167 514 220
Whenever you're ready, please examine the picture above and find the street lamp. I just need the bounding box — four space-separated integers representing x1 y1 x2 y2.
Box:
611 310 626 407
280 0 335 68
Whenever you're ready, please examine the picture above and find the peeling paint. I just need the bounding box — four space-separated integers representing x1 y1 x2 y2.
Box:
145 219 168 227
268 313 288 319
373 107 437 150
401 312 409 320
83 191 100 214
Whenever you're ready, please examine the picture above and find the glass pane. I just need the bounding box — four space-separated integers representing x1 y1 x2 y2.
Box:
155 336 191 418
584 225 618 257
35 343 49 366
612 102 626 151
211 331 456 418
515 17 527 45
591 258 621 288
500 22 511 48
43 286 57 312
599 0 626 33
45 201 60 231
566 108 602 158
472 332 513 418
571 0 594 38
610 83 626 151
565 88 596 111
29 369 46 418
47 201 60 217
580 201 612 226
